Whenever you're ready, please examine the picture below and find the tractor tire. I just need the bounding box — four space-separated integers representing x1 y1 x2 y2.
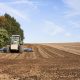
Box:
3 47 7 53
19 45 23 53
6 45 10 53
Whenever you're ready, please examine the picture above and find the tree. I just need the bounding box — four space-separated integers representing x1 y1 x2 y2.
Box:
0 28 9 47
4 13 24 40
0 13 24 47
0 16 6 28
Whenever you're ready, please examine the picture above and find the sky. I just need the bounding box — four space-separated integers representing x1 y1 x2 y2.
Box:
0 0 80 43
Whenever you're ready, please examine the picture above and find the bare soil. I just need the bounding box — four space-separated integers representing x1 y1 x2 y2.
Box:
0 43 80 80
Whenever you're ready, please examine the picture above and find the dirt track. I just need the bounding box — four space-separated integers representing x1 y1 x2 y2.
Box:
0 44 80 80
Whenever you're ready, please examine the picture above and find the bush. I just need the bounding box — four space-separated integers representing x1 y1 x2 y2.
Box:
0 28 9 47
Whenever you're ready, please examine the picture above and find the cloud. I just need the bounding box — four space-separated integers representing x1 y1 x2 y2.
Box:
65 33 72 37
0 3 29 21
0 0 39 20
70 21 80 28
64 32 80 39
62 0 80 29
63 0 80 17
9 0 35 4
3 0 38 9
63 0 80 10
9 0 31 4
43 20 74 38
43 20 65 36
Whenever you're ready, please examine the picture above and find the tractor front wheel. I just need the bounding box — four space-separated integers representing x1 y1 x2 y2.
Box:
6 45 10 53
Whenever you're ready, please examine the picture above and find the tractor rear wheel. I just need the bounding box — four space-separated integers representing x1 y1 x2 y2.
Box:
19 45 23 53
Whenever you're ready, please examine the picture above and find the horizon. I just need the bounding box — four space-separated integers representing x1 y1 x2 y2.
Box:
0 0 80 43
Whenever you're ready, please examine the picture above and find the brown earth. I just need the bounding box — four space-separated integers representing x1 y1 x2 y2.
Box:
0 43 80 80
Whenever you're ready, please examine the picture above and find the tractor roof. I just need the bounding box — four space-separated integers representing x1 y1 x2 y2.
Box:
12 35 20 37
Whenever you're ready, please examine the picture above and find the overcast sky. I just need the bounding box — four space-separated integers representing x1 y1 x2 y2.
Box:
0 0 80 43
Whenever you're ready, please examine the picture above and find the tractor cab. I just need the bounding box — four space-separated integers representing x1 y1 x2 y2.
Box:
10 35 21 44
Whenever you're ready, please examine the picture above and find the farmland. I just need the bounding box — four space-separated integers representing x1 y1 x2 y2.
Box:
0 43 80 80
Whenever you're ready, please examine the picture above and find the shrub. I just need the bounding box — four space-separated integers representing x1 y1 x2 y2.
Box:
0 28 9 47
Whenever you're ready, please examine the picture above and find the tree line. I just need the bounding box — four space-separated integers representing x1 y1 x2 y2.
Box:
0 13 24 47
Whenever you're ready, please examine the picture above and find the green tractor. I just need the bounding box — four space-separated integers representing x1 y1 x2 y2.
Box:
7 35 23 53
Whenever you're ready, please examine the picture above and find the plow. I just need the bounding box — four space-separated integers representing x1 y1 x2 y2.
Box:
0 35 33 53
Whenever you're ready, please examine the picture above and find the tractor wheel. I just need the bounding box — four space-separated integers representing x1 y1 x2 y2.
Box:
6 45 10 53
19 45 23 53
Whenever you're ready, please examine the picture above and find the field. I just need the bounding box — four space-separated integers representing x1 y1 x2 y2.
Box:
0 43 80 80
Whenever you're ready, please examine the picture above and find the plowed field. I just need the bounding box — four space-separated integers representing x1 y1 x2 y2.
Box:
0 43 80 80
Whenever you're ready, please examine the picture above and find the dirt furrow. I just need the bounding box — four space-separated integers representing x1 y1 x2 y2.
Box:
42 45 64 57
39 45 62 59
38 46 52 58
23 52 30 59
1 54 12 59
8 54 20 59
45 44 80 56
23 44 37 59
31 52 37 59
16 53 26 59
27 45 37 59
13 54 21 59
0 53 7 58
30 45 43 59
43 45 80 59
24 52 37 59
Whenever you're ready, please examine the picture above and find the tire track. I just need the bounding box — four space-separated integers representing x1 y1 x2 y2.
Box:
24 51 37 59
42 45 64 58
24 44 37 59
32 45 45 59
43 45 80 58
23 52 30 59
15 53 26 59
9 53 22 59
31 52 37 59
0 54 7 59
14 53 21 59
23 44 37 59
38 45 52 58
60 46 80 55
29 45 38 59
1 54 12 59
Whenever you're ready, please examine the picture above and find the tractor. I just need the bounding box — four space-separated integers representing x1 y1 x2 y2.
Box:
0 35 33 53
7 35 23 53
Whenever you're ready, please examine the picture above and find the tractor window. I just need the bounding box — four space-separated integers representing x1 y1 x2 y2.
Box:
11 37 20 44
